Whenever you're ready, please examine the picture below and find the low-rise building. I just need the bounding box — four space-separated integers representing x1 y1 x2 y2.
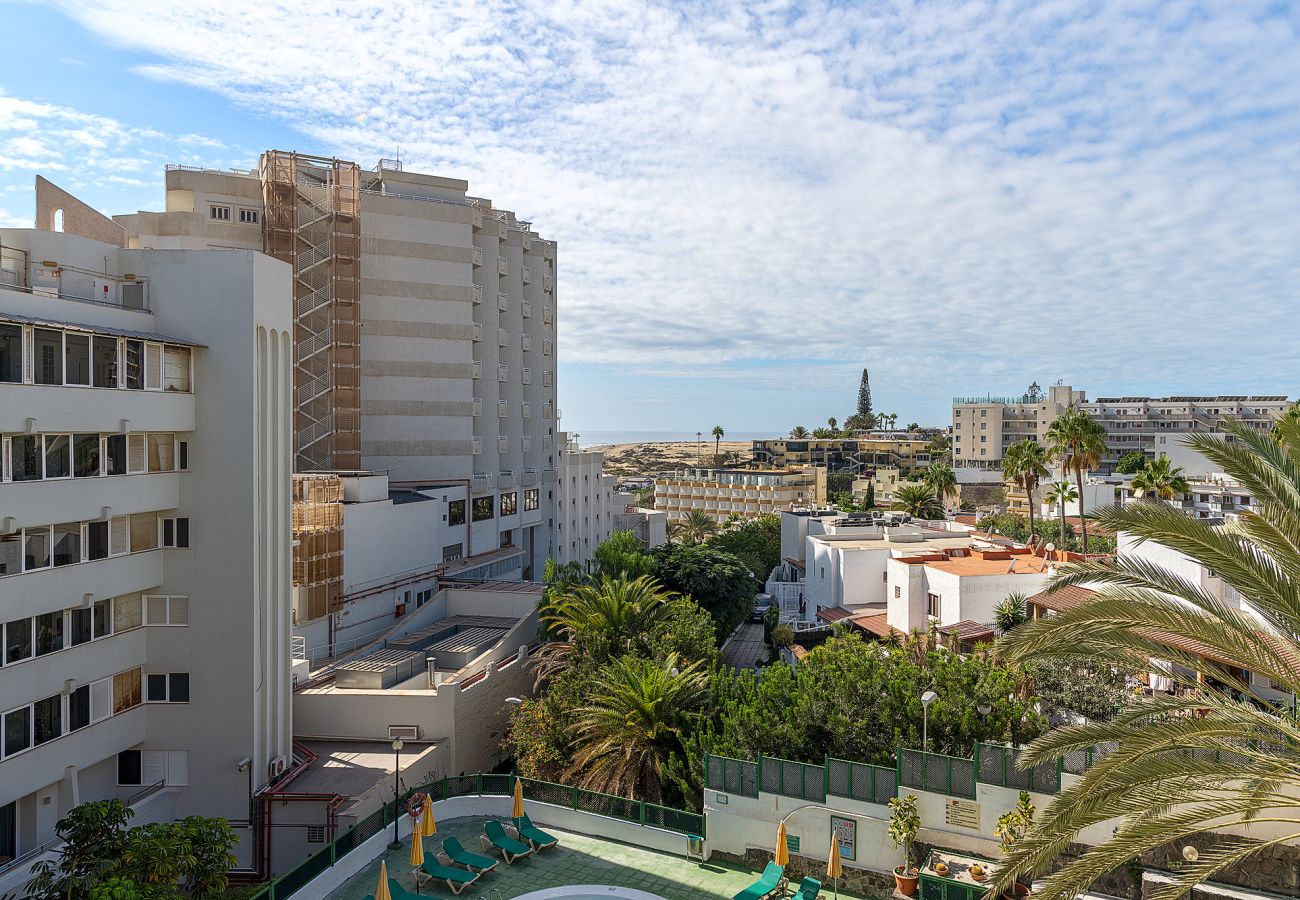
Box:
614 501 668 550
752 437 931 475
654 466 826 523
852 467 921 506
886 547 1056 633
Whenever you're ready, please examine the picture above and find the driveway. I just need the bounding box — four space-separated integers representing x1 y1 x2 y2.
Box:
721 622 769 670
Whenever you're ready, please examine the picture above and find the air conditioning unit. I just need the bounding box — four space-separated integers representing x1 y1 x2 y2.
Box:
268 755 289 780
388 724 421 741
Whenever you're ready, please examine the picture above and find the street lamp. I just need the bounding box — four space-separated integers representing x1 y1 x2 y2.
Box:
921 691 938 752
388 738 405 849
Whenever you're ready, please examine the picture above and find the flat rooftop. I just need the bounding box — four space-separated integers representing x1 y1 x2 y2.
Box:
291 740 442 798
810 533 976 551
922 554 1054 576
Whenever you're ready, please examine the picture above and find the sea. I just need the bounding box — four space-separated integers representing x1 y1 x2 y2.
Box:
576 430 780 447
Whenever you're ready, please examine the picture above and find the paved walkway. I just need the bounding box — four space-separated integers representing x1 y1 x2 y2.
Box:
324 816 873 899
722 622 769 670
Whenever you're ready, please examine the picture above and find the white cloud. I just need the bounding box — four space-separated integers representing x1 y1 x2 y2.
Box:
24 1 1300 417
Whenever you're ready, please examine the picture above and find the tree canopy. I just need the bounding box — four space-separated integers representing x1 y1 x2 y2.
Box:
706 514 781 581
651 542 757 641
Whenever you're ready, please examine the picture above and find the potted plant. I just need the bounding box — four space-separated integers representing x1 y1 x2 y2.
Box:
888 793 921 896
934 861 950 876
970 863 988 882
994 790 1036 899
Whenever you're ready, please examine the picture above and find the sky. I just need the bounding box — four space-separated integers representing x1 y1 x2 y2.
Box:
1 0 1298 433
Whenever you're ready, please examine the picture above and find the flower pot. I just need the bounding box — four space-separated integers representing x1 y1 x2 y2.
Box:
895 866 919 896
934 863 950 876
1002 883 1032 900
970 866 987 883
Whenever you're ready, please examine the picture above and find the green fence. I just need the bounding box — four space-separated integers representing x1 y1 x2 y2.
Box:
978 743 1061 794
705 754 759 797
825 757 897 805
898 748 977 799
1062 741 1119 775
242 773 704 900
759 755 827 803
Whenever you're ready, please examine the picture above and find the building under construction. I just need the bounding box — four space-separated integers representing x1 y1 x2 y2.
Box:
291 473 344 624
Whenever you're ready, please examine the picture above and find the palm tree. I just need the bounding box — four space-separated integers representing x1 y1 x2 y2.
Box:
993 592 1028 634
1043 480 1077 550
812 427 834 439
567 654 708 802
1003 440 1051 542
1045 408 1107 553
1130 454 1190 502
994 419 1300 900
667 509 718 545
790 426 810 438
712 425 724 457
921 462 958 511
895 483 943 519
534 575 676 683
827 417 838 436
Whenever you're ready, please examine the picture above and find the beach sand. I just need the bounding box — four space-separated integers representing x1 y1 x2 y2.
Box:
591 440 753 478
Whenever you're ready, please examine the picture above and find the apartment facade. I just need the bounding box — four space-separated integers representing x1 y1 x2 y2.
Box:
752 437 931 476
554 433 617 569
0 226 292 871
951 384 1082 469
114 155 559 580
654 466 827 522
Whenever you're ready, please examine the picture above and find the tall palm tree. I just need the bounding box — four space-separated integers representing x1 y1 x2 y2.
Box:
1003 440 1051 542
535 576 676 683
1130 454 1190 502
567 654 708 802
922 462 958 510
790 425 810 438
667 509 718 545
1043 480 1077 550
996 420 1300 900
712 425 724 457
1045 408 1107 553
895 483 943 519
812 427 834 439
827 417 838 436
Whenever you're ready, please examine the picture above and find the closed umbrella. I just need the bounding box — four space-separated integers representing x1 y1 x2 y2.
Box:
409 829 425 868
512 777 525 820
421 795 437 837
775 820 789 867
375 859 393 900
827 834 843 899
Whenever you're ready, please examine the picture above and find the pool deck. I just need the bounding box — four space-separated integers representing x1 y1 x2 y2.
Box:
324 816 874 899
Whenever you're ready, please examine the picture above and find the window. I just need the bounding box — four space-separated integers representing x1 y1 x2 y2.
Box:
927 592 941 619
114 594 143 631
178 441 189 470
65 333 91 385
145 595 188 626
33 695 60 745
125 340 144 390
86 521 109 561
416 588 432 608
35 611 63 655
524 489 539 511
447 499 466 527
74 434 100 477
0 534 17 576
148 434 175 472
68 684 91 732
69 600 110 646
34 328 62 384
92 336 118 387
500 492 517 516
472 496 495 521
210 205 231 221
163 347 191 392
44 434 70 478
4 707 31 757
11 435 39 481
5 618 32 664
24 526 51 571
147 673 189 703
239 208 259 224
105 434 127 475
442 543 464 562
112 668 142 713
0 324 21 383
53 523 80 566
162 517 189 548
118 750 142 785
130 513 158 552
306 825 326 844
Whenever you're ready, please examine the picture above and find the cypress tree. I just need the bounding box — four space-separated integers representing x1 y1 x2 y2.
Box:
857 368 873 419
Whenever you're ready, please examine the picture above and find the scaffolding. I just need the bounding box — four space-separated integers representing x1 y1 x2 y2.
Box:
292 474 344 624
260 151 362 472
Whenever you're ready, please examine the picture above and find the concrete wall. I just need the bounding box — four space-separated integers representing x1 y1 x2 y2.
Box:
35 175 126 246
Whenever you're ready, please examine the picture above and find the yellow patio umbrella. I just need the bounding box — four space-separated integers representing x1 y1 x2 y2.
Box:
409 826 425 870
375 859 393 900
421 795 437 837
775 820 790 867
512 777 525 819
827 834 843 899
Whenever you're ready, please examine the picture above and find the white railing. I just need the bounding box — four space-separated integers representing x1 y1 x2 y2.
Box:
292 635 307 661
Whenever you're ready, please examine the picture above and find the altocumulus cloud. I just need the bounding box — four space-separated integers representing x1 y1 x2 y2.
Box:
29 1 1300 401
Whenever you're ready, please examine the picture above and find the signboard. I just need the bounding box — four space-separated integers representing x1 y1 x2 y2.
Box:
786 834 800 854
830 815 857 862
945 798 981 830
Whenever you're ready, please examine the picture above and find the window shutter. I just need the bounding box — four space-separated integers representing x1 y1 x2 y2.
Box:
127 434 146 473
144 343 162 390
22 326 33 383
169 596 189 625
166 751 189 785
146 595 168 625
142 750 167 785
109 516 130 556
91 679 111 722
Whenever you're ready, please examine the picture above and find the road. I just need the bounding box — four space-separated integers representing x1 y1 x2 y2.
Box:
721 622 769 670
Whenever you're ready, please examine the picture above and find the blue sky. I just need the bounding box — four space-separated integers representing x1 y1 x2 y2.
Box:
2 0 1299 434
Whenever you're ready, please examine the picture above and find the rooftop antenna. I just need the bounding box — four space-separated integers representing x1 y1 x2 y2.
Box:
1040 543 1056 571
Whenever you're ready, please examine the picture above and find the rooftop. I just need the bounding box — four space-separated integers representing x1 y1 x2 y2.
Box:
922 553 1054 577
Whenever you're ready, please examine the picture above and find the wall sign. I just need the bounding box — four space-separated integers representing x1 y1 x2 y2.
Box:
944 798 981 830
830 815 857 862
786 834 801 853
714 792 728 804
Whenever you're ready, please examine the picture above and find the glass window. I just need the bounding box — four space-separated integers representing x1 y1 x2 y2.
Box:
33 695 60 745
52 523 80 566
44 434 70 479
0 323 21 383
147 434 174 472
86 521 109 561
500 492 517 516
34 329 62 385
70 607 93 646
64 333 90 385
24 527 50 571
0 534 19 577
5 618 32 664
74 434 100 477
3 707 30 757
112 668 141 713
118 750 142 785
147 673 168 702
163 347 191 392
472 496 495 521
68 685 90 731
447 499 466 527
524 489 539 511
105 434 126 475
94 599 111 638
35 611 63 655
169 674 189 703
11 435 40 481
129 513 158 552
125 340 143 390
92 336 118 388
178 441 188 471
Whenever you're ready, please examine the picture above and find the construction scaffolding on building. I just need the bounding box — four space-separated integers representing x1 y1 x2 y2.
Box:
291 474 344 624
260 151 363 472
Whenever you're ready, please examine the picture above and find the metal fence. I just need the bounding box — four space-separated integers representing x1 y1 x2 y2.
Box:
1062 741 1119 775
978 743 1061 794
825 757 897 805
898 748 977 799
759 755 826 803
706 754 759 797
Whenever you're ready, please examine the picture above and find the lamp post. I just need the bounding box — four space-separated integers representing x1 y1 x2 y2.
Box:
921 691 938 752
388 738 405 849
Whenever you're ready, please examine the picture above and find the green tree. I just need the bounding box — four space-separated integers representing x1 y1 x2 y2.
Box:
994 592 1028 634
706 514 781 580
594 530 657 579
827 417 838 436
535 575 677 681
651 543 758 641
1271 400 1300 442
1003 440 1051 542
928 433 951 461
668 509 719 545
1043 481 1078 549
864 481 876 509
812 427 834 439
994 419 1300 900
856 368 873 422
1130 454 1190 501
1045 408 1107 553
712 425 724 457
567 654 708 802
1114 450 1148 474
921 462 958 508
790 425 810 438
1021 657 1126 722
895 483 943 519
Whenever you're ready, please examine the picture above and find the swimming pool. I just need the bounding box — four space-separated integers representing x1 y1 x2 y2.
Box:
512 887 669 900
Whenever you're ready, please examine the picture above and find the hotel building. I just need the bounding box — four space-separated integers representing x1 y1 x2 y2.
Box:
653 466 827 523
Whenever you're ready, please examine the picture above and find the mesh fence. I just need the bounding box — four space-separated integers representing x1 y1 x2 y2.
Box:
826 757 897 804
574 789 641 823
643 802 706 838
758 756 826 802
706 754 759 797
521 777 574 808
978 743 1061 794
898 748 976 798
1062 741 1119 775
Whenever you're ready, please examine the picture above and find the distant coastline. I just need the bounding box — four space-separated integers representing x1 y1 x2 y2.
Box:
576 430 779 447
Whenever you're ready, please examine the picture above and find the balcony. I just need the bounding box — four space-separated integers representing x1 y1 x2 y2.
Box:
1 472 181 534
498 293 509 311
521 300 532 318
497 255 508 275
543 306 554 324
522 265 532 284
472 361 482 379
472 322 483 341
0 384 196 435
472 247 484 267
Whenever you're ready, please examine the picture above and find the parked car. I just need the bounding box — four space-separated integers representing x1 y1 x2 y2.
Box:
750 596 774 622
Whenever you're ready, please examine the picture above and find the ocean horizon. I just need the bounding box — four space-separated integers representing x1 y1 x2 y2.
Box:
575 429 782 447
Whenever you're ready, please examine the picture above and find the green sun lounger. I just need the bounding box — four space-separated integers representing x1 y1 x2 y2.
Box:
417 859 482 896
387 876 426 900
442 835 500 873
514 813 559 850
480 819 534 863
794 875 823 899
732 861 785 900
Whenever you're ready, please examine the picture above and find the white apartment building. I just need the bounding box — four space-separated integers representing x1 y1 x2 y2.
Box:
953 383 1290 475
0 225 292 874
113 155 559 579
654 466 828 523
555 432 617 569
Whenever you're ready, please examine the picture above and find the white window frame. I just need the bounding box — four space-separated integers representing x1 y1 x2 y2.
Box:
210 204 232 221
238 208 259 224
